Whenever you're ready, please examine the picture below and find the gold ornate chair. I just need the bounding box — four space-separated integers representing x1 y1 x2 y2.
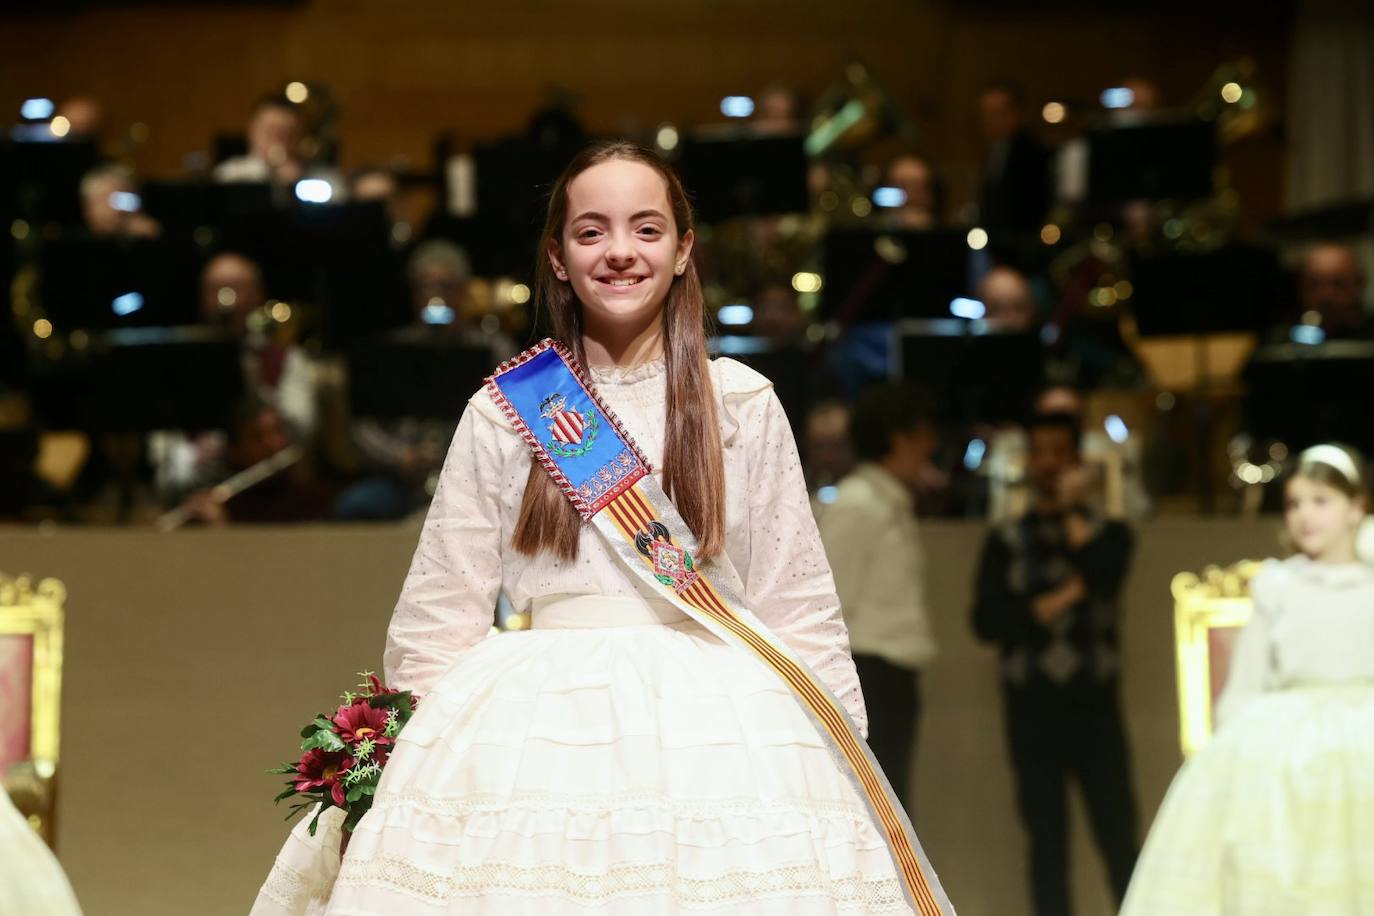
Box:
1171 561 1260 757
0 573 66 848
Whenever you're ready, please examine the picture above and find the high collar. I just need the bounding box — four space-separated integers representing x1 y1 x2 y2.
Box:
1284 553 1374 590
586 357 667 386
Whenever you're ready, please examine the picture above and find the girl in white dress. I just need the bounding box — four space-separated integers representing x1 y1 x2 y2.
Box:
1121 443 1374 915
251 141 946 915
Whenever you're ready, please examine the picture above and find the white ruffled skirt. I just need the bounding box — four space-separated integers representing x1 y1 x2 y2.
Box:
251 596 911 914
1121 684 1374 916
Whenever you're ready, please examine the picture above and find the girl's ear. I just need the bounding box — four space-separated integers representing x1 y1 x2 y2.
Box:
547 237 568 280
674 228 695 275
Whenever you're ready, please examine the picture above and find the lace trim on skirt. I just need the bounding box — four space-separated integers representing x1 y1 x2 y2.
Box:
259 860 321 911
371 787 872 824
337 856 908 911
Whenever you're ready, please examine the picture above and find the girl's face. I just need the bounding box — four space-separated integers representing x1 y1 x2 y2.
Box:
549 159 693 335
1285 474 1365 560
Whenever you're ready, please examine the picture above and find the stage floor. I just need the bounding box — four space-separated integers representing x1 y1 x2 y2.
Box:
1 518 1282 915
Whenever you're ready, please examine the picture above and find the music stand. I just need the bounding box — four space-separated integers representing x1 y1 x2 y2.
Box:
1125 244 1279 511
466 134 585 278
1129 244 1280 337
3 136 100 225
1265 197 1374 242
64 328 243 433
1087 117 1215 205
347 336 499 421
678 130 809 223
140 180 274 234
894 319 1043 425
709 336 816 437
39 236 202 331
220 200 404 345
1243 340 1374 455
820 229 970 324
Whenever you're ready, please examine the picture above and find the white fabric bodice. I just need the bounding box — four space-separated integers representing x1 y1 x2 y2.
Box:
1216 554 1374 725
382 356 869 734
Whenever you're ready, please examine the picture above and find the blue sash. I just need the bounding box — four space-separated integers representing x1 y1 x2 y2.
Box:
486 339 954 916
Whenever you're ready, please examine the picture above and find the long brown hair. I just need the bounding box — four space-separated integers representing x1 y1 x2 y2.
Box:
511 140 726 561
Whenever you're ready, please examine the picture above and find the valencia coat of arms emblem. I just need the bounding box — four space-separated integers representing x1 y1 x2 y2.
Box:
540 392 599 458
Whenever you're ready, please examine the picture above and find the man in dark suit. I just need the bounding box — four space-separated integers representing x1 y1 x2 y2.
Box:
978 81 1052 234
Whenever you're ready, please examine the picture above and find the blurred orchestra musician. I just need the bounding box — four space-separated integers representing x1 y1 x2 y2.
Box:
350 165 400 209
79 163 162 240
748 278 809 344
978 264 1039 332
56 95 105 141
881 152 944 231
150 251 318 501
214 94 307 186
178 399 333 525
1118 76 1163 113
350 163 413 248
1056 76 1164 215
751 82 805 135
200 251 318 438
1274 242 1373 342
978 80 1052 234
214 93 344 198
804 400 854 497
395 240 515 353
334 240 514 521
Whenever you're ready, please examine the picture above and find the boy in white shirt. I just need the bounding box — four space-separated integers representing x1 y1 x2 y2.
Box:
816 383 939 811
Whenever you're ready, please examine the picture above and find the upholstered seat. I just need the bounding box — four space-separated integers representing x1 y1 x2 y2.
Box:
0 573 66 848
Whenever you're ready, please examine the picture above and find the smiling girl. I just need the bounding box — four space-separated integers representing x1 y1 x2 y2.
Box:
252 141 951 915
1121 443 1374 915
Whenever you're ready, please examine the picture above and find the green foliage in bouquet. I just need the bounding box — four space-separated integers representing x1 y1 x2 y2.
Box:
268 672 417 836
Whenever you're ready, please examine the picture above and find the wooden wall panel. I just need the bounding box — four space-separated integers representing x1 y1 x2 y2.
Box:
0 1 1289 223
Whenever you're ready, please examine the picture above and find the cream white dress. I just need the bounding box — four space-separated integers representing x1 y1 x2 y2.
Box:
1121 555 1374 915
251 357 914 915
0 790 83 916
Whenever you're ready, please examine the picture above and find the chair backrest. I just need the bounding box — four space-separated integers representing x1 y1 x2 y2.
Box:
1172 561 1259 757
0 574 66 847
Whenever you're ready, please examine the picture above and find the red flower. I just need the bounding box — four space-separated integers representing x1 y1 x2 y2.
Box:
333 699 393 747
292 748 354 798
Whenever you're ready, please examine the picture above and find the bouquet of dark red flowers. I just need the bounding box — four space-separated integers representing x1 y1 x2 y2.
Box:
269 672 417 836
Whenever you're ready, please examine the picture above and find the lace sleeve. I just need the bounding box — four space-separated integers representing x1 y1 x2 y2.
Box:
740 387 869 737
382 399 505 697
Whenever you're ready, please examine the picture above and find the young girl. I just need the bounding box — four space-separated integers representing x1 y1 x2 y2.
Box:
1121 443 1374 915
252 142 950 915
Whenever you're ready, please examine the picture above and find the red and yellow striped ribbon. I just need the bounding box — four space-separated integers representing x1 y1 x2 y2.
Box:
600 484 946 916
